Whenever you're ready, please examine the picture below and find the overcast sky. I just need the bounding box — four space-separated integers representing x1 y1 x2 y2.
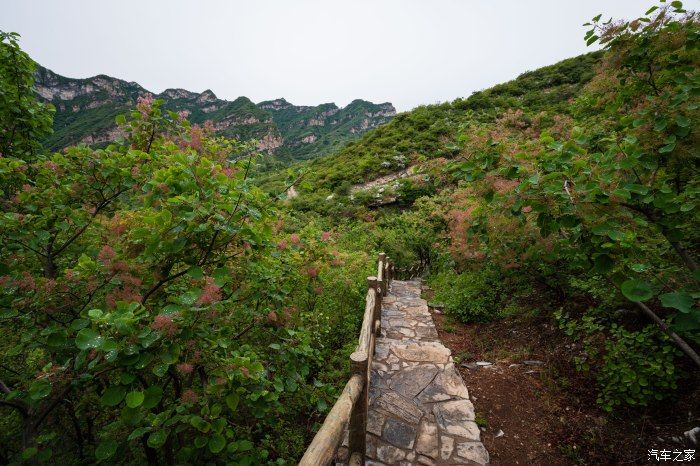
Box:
3 0 652 111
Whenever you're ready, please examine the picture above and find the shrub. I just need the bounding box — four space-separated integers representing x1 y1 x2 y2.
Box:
556 310 680 412
429 267 504 323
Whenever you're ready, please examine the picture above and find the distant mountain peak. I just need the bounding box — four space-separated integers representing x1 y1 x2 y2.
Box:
34 66 395 164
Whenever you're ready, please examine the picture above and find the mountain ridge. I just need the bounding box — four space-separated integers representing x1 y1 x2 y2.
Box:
34 66 395 164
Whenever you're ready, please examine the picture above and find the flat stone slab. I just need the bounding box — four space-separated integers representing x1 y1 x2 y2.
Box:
383 418 417 449
389 364 439 398
391 342 451 363
363 280 489 465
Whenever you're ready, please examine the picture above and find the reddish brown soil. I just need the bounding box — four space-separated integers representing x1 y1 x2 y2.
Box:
424 290 700 466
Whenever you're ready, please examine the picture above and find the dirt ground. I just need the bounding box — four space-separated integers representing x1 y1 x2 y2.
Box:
422 288 700 466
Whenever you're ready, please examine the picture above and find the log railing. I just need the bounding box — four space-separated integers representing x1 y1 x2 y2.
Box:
299 253 393 466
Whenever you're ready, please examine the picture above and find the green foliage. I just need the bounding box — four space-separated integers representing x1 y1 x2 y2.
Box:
556 310 679 412
428 267 504 323
0 32 54 162
0 39 378 463
514 3 700 335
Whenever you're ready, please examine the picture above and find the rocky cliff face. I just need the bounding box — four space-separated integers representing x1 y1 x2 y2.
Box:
35 67 395 163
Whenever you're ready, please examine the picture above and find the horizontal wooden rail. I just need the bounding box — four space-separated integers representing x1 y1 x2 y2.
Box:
298 373 364 465
299 253 392 466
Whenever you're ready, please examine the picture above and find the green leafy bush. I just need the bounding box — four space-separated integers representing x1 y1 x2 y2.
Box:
429 267 504 323
556 310 679 412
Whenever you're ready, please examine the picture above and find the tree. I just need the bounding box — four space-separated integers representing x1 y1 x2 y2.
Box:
0 31 53 163
0 77 314 463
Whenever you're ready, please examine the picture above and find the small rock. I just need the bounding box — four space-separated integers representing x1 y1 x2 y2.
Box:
495 429 505 438
684 426 700 444
523 360 544 366
525 370 538 374
476 361 493 366
509 364 521 369
461 362 479 370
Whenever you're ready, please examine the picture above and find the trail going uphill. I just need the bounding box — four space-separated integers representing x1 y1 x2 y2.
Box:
365 280 489 465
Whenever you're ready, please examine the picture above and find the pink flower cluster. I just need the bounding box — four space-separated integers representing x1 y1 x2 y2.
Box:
151 314 178 337
136 93 154 115
197 277 221 306
180 389 198 404
97 245 116 266
176 362 194 374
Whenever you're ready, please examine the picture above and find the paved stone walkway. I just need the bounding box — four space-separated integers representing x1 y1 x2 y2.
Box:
365 280 489 465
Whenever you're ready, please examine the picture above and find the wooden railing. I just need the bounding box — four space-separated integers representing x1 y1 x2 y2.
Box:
299 253 393 466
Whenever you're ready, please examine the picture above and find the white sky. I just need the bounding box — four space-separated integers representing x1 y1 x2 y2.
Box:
3 0 653 111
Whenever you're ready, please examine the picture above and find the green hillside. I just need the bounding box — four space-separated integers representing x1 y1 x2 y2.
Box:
258 51 603 196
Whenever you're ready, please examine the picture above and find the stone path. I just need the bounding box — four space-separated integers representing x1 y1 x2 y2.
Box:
364 280 489 465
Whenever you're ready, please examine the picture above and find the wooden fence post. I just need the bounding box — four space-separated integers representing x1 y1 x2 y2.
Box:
385 257 392 284
378 253 387 295
367 277 381 337
348 350 368 460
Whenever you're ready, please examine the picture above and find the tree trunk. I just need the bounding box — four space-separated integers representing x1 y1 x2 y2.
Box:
635 301 700 369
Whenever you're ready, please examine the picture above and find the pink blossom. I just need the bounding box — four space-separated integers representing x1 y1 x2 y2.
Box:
177 110 190 120
187 125 203 151
131 166 140 177
180 389 198 404
105 287 141 309
277 240 288 251
176 363 194 374
197 277 221 306
136 93 154 115
320 231 332 241
22 184 32 192
41 279 56 294
305 267 318 279
0 275 12 288
522 205 533 213
151 314 178 337
43 161 59 171
97 245 116 266
109 216 127 237
16 272 36 291
290 234 301 246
